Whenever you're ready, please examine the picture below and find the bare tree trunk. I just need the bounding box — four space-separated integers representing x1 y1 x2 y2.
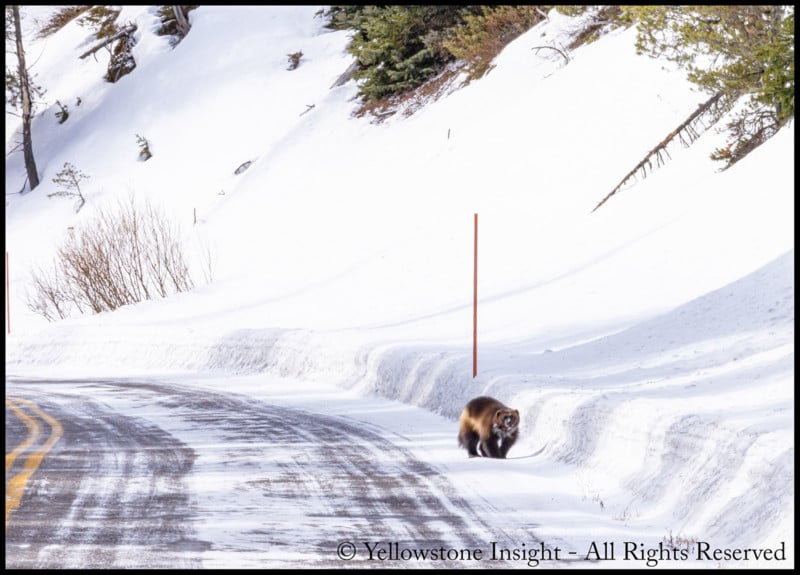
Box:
172 6 190 37
12 5 39 191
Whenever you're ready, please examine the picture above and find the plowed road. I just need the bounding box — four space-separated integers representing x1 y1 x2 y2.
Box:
6 378 536 568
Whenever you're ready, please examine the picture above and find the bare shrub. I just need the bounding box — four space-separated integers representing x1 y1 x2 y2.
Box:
26 261 72 321
27 196 194 321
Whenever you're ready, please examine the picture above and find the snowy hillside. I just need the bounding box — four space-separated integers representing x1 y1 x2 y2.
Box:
5 6 794 568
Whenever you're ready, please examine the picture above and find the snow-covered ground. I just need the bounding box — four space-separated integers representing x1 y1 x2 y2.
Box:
5 6 794 569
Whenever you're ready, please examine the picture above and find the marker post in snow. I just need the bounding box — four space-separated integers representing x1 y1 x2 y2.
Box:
473 214 478 378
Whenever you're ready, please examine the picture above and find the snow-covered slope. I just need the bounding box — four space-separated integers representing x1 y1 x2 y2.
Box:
5 6 794 567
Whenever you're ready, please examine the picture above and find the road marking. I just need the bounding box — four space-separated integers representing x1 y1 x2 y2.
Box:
5 396 64 526
5 398 42 472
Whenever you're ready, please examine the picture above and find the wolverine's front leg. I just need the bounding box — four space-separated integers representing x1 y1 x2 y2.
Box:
480 437 501 458
498 436 516 458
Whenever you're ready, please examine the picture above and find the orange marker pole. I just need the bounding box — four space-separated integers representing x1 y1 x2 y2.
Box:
6 251 9 335
473 214 478 378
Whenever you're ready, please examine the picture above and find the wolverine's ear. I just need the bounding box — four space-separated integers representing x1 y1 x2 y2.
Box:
514 409 520 418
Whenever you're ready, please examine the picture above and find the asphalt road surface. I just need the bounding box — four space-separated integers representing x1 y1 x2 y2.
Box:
6 378 536 568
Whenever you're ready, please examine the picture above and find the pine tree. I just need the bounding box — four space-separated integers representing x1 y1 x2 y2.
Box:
629 5 794 167
324 6 479 100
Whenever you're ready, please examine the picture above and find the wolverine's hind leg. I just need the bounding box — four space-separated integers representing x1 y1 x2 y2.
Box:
459 429 481 457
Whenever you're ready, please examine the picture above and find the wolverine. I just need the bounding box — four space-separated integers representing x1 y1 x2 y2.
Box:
458 396 520 458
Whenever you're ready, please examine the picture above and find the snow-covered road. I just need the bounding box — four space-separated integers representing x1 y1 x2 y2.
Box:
6 378 542 569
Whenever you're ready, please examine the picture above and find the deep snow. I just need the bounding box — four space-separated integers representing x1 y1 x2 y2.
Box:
5 6 794 569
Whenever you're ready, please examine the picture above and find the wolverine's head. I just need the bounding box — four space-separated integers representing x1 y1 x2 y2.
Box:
493 408 520 435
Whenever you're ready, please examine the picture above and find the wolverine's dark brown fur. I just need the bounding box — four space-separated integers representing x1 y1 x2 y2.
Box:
458 396 519 458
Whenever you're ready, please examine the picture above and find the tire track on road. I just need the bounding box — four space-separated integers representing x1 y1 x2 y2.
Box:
7 380 538 568
5 388 204 569
114 381 529 568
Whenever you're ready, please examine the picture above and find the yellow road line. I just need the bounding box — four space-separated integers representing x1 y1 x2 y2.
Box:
5 398 42 473
5 396 64 526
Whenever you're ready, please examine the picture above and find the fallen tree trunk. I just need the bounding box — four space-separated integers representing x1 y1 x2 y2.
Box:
79 23 137 60
591 91 728 213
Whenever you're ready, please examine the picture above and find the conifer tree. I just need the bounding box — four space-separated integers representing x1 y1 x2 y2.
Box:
324 6 480 100
629 5 794 166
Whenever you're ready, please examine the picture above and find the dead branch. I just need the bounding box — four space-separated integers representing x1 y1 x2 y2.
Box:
6 141 23 156
591 91 727 213
330 59 361 89
532 44 569 64
78 23 137 59
7 175 28 195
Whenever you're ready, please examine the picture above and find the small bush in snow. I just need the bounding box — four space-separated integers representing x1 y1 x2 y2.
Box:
136 134 152 161
287 50 303 70
54 100 69 124
48 162 89 213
